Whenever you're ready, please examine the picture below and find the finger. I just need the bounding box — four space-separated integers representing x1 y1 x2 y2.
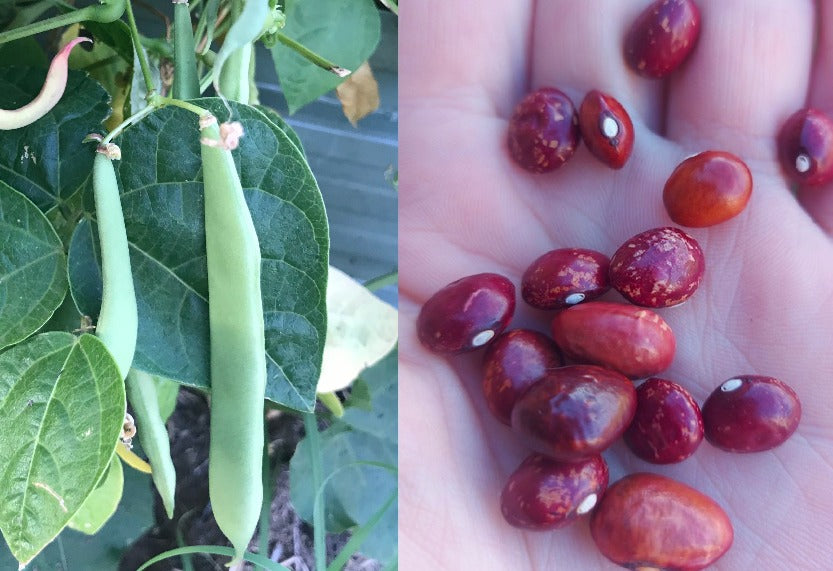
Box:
530 0 664 132
400 0 534 117
665 0 815 164
798 0 833 235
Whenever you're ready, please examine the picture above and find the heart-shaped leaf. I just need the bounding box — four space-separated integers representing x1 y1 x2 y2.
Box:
0 332 126 566
0 181 68 350
68 99 328 411
272 0 381 113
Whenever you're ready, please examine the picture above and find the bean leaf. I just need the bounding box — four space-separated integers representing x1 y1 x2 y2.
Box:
0 332 126 566
0 181 68 350
271 0 381 113
67 456 124 535
0 70 110 210
67 99 328 412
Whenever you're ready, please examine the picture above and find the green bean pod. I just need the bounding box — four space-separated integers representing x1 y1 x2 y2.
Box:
92 152 138 379
201 117 266 564
126 368 177 518
172 0 200 100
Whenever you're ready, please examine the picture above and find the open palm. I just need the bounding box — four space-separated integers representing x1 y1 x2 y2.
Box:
400 1 833 569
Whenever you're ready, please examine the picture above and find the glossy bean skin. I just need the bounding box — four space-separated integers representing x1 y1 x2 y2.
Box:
578 90 634 169
521 248 610 310
510 365 637 462
482 329 563 425
624 377 703 464
551 302 675 379
507 87 580 173
777 108 833 186
92 152 138 379
609 227 705 308
702 375 801 453
417 273 515 354
590 473 733 571
624 0 701 78
201 117 266 565
501 453 609 530
663 151 753 227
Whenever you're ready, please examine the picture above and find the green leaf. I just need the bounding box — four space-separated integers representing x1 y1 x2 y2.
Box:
0 70 110 210
67 455 124 535
290 350 398 564
0 332 126 566
0 36 47 68
339 348 397 444
0 459 155 569
67 98 329 411
0 181 68 350
254 104 306 157
271 0 381 113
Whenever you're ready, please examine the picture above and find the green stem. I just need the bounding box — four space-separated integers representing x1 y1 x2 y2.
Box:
0 0 126 44
259 421 273 560
326 491 396 571
0 4 97 44
303 412 326 571
124 0 156 96
364 270 398 292
151 94 208 117
101 99 157 144
276 32 350 77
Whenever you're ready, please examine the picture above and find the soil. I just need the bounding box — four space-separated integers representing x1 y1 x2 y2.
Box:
119 389 380 571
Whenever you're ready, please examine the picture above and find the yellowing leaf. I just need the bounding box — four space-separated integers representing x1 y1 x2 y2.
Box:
336 61 379 127
316 266 397 393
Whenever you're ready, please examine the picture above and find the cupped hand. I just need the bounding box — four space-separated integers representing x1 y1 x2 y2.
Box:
400 1 833 569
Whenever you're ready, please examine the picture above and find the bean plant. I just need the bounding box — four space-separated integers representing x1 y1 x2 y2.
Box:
0 0 397 569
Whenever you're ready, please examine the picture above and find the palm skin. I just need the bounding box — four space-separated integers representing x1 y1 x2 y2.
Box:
400 1 833 569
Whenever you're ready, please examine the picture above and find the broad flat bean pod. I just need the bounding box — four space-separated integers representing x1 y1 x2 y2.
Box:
92 151 138 379
0 37 91 130
200 114 266 565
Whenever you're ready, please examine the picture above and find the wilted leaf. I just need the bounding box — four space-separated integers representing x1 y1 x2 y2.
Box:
316 266 396 393
336 62 380 127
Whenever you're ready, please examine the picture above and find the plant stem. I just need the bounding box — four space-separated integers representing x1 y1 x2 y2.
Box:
151 94 208 117
276 33 350 77
124 0 156 96
259 420 273 560
326 490 396 571
102 99 157 144
0 4 98 44
364 270 398 292
303 412 327 571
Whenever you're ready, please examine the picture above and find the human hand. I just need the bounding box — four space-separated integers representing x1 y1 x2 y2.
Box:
399 1 833 569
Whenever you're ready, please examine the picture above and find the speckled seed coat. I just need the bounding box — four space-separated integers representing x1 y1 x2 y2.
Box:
551 301 676 378
702 375 801 452
507 87 580 173
521 248 610 309
501 453 609 530
609 226 705 308
623 377 704 464
624 0 701 78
